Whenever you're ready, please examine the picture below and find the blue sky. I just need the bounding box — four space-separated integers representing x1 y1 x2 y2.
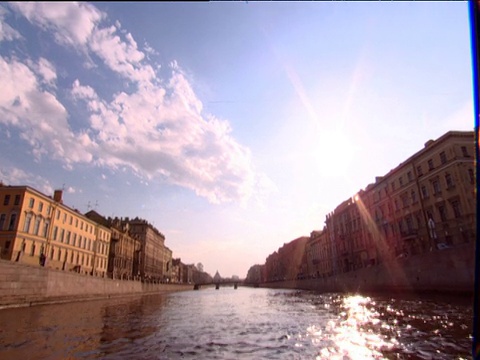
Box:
0 2 475 278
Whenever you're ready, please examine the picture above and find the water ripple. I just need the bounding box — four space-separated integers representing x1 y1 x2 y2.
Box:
0 288 473 359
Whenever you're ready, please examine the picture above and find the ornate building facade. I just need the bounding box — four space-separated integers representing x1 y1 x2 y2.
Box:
0 186 111 276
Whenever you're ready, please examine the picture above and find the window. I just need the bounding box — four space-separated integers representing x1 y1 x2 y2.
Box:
401 194 409 208
394 199 399 211
407 171 413 182
69 216 73 225
60 229 65 242
8 213 17 231
399 177 403 186
415 213 423 227
0 214 6 230
421 185 429 199
66 231 71 245
38 202 44 213
445 173 454 189
3 195 11 206
432 179 441 195
73 233 77 246
42 221 49 238
63 213 67 223
75 219 78 227
14 195 20 205
391 182 396 192
440 151 447 164
23 213 32 233
461 146 469 157
31 242 36 256
450 201 462 218
411 190 417 203
29 198 34 208
58 249 62 261
468 169 474 185
56 210 60 220
5 241 10 249
417 165 423 177
50 247 54 259
406 216 413 232
47 206 52 216
438 205 447 222
428 159 434 171
398 219 404 233
33 217 41 235
53 226 58 240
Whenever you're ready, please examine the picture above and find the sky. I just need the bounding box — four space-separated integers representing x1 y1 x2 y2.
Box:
0 2 475 278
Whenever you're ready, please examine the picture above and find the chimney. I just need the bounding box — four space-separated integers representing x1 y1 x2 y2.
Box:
424 139 434 148
53 190 63 203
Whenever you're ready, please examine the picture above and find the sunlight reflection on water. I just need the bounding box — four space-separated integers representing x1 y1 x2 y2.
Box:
324 295 396 359
0 289 473 359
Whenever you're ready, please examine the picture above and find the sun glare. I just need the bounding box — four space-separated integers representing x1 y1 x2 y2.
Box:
313 128 355 177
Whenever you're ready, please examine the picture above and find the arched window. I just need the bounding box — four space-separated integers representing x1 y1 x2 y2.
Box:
43 220 50 238
23 213 32 233
33 217 41 235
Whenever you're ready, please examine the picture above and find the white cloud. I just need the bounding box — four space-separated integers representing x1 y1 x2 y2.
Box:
26 57 57 86
89 25 155 83
0 166 54 196
0 56 94 166
9 2 103 47
4 2 273 205
72 70 260 204
0 5 22 42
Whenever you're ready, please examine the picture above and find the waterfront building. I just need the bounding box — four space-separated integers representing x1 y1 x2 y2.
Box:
245 264 265 283
257 130 475 282
264 237 309 281
306 228 333 278
324 130 475 274
171 258 181 283
264 251 281 282
128 218 171 282
85 212 141 280
0 185 111 276
325 195 372 274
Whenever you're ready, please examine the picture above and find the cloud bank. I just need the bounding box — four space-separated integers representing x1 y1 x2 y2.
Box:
0 2 266 204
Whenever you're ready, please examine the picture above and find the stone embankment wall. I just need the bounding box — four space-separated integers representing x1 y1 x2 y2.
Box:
262 242 476 295
0 260 193 309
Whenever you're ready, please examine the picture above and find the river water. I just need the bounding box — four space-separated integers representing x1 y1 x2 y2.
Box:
0 287 474 359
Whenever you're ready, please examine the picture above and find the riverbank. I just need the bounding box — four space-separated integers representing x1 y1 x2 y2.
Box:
260 242 476 295
0 259 193 309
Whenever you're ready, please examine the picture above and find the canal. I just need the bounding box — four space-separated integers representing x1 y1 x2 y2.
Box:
0 287 474 359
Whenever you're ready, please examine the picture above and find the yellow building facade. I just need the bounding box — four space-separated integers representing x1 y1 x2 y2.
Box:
0 185 111 276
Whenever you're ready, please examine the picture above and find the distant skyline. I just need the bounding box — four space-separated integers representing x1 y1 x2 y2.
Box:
0 2 475 277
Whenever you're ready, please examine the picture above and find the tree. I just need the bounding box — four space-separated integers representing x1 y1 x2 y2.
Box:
196 262 204 272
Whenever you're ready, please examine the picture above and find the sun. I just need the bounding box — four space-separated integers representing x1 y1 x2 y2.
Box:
312 128 355 177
